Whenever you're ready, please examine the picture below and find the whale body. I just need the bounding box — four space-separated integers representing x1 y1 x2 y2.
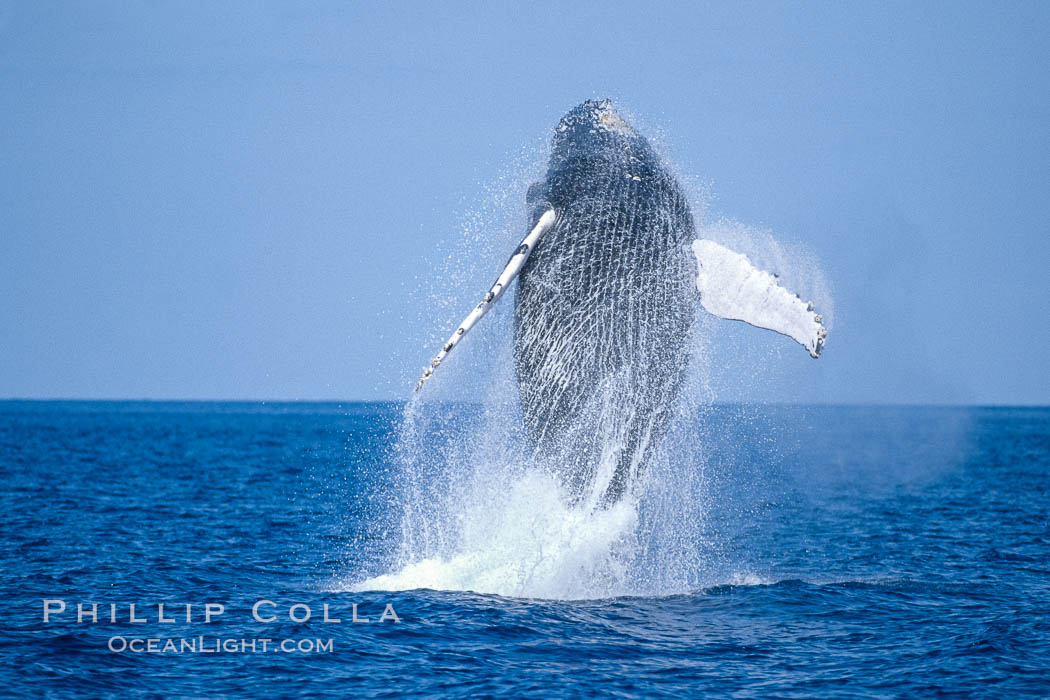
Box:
514 101 696 504
416 100 827 508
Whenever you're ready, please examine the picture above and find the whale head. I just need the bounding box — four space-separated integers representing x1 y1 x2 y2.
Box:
550 99 642 164
534 99 655 216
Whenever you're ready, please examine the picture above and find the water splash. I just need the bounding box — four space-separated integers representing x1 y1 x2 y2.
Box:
349 108 832 600
363 468 639 599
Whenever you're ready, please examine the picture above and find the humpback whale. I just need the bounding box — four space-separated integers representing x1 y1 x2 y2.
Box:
417 100 826 507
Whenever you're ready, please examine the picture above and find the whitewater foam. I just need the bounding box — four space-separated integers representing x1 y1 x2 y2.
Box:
355 469 639 599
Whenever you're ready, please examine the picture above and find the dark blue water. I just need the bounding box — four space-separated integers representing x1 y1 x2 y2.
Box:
2 401 1048 697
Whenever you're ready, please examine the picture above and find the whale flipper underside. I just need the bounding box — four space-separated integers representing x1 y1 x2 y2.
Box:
691 240 827 358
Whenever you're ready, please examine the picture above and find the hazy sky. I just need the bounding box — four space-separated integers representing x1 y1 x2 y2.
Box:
2 1 1048 403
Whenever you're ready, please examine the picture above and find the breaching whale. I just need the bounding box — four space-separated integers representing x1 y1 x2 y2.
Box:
416 100 826 507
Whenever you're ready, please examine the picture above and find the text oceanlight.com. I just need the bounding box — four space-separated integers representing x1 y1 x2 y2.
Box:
107 636 335 654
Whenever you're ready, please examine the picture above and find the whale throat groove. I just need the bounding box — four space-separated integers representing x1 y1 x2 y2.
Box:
513 100 696 507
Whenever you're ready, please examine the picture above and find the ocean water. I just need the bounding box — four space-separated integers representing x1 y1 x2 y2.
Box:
2 400 1048 697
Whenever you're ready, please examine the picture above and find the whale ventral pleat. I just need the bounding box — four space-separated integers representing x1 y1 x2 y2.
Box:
515 99 696 507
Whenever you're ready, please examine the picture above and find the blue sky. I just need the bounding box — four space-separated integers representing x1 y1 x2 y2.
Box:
2 1 1047 403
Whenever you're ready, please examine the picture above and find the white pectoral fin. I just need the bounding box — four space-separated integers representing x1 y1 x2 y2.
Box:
415 209 557 392
692 239 827 358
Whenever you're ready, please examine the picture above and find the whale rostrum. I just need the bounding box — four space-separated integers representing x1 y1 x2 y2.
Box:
416 100 826 506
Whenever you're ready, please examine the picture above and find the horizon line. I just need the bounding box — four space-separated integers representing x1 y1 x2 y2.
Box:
1 397 1047 409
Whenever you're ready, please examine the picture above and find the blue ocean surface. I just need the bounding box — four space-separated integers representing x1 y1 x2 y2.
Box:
2 401 1048 697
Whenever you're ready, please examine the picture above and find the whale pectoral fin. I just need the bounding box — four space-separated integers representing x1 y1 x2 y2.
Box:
415 209 557 392
691 239 827 358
